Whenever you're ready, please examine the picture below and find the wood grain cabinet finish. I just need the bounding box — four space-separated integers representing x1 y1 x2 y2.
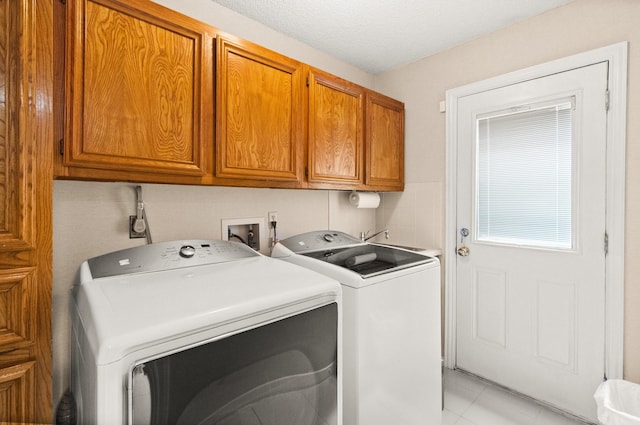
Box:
307 68 364 188
58 1 404 191
0 362 36 422
365 91 405 190
215 36 305 186
308 68 404 191
0 269 37 350
1 0 53 422
62 0 215 181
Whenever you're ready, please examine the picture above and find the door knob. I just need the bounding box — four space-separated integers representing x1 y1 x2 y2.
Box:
458 227 470 256
457 246 470 256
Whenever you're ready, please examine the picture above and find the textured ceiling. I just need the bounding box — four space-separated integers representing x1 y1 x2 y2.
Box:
210 0 572 74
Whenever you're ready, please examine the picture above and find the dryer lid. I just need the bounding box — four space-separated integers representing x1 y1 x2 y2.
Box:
278 231 436 278
302 243 435 278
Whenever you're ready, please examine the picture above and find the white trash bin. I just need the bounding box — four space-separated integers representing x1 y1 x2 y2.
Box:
594 379 640 425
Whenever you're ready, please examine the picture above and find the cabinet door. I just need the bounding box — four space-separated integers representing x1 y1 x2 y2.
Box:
0 0 53 422
365 91 405 190
216 36 305 186
308 69 364 187
63 0 214 179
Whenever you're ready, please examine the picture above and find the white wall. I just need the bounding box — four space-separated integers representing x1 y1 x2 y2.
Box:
51 0 382 407
374 0 640 383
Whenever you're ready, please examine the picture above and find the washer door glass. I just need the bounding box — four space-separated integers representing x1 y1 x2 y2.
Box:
130 303 338 425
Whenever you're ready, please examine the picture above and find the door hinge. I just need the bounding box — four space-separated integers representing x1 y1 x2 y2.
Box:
605 89 610 112
604 232 609 256
306 76 310 87
60 0 65 4
304 166 308 177
59 139 64 156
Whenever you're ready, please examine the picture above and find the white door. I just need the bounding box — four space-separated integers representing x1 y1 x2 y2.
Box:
455 62 608 421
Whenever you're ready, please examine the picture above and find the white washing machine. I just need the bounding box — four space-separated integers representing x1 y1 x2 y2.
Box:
71 239 342 425
272 231 441 425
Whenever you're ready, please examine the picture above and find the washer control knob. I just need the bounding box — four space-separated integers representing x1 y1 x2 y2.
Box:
179 245 196 258
323 233 334 242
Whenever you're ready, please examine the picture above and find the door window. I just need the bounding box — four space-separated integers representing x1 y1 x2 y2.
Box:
476 98 575 250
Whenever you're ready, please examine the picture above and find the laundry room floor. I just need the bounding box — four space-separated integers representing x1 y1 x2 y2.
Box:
442 368 593 425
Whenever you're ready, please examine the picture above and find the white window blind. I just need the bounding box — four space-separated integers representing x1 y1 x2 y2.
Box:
476 99 574 249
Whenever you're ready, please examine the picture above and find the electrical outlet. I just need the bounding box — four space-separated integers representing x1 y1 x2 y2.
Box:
268 211 278 222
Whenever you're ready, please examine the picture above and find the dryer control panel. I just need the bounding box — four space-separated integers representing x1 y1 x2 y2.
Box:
87 239 259 278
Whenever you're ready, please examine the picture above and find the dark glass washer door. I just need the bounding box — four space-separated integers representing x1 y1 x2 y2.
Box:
130 303 338 425
302 244 435 278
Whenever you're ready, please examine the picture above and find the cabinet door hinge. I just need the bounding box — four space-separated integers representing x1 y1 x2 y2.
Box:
304 166 308 177
60 0 66 4
306 76 310 87
604 232 609 256
59 139 64 156
605 89 610 112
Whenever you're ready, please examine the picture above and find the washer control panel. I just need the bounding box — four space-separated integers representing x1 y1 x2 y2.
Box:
87 239 259 278
279 230 363 254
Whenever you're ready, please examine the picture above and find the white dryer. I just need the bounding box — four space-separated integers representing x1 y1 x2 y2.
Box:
272 231 441 425
71 239 341 425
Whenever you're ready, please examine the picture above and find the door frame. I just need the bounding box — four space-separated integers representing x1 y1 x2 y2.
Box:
444 42 628 380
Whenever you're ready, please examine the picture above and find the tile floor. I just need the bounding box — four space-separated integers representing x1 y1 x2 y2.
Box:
443 368 595 425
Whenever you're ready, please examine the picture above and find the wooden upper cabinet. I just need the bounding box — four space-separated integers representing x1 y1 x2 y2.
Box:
62 0 215 180
307 68 364 188
58 0 404 190
365 91 405 190
215 36 305 186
